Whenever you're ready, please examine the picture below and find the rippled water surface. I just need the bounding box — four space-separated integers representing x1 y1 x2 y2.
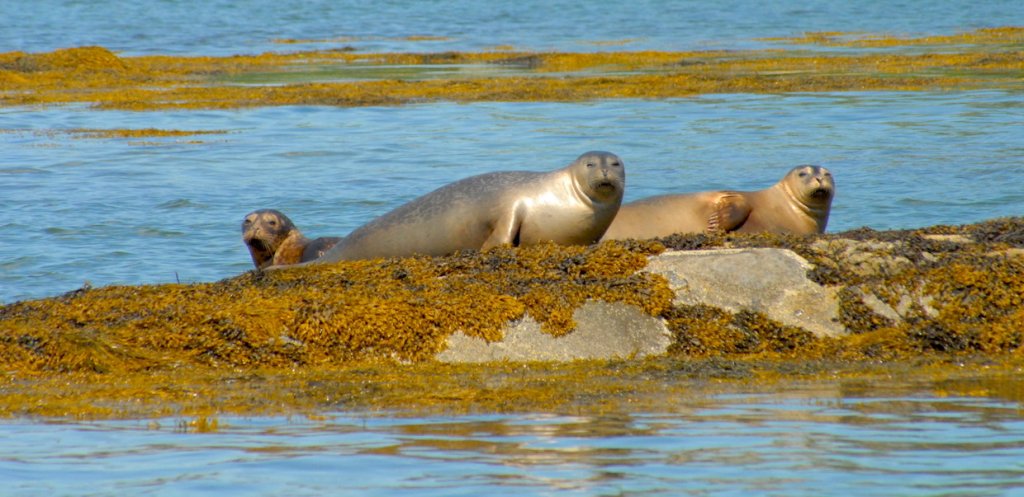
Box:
4 2 1024 495
3 93 1023 303
3 383 1024 497
4 0 1024 56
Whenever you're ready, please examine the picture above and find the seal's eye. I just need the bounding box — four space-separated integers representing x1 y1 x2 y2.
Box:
586 163 595 168
268 220 277 226
799 171 808 177
611 162 622 167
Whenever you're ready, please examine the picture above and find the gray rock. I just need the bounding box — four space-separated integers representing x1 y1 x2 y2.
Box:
644 248 845 337
437 247 848 363
437 301 672 363
856 289 903 323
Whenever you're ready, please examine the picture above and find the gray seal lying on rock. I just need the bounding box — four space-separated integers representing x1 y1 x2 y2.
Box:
603 165 833 240
316 151 626 261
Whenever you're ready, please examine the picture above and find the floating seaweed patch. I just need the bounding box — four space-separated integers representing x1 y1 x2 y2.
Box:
65 128 229 139
761 26 1024 48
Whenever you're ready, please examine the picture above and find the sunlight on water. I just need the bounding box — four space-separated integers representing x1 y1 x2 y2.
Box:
3 0 1023 56
2 92 1023 303
2 387 1023 496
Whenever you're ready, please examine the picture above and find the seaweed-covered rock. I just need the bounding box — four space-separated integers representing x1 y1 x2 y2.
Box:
3 217 1024 373
3 218 1024 419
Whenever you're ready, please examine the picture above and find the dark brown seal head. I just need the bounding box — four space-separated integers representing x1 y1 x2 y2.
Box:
241 209 341 269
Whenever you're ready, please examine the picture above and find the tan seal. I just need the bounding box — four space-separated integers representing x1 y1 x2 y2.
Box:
241 209 342 269
317 151 625 262
603 164 834 240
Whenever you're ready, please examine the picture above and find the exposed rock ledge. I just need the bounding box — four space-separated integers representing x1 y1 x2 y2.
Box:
437 217 1024 363
439 301 673 362
2 217 1023 373
439 248 842 362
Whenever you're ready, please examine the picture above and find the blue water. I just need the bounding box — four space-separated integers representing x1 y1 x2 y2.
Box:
2 385 1023 497
3 93 1023 303
3 0 1023 56
2 387 1024 495
3 2 1024 495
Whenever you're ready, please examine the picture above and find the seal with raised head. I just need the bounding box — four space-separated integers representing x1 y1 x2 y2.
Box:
316 151 625 262
242 209 342 269
602 164 834 240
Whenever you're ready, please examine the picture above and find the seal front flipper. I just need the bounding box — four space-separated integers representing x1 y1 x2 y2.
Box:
481 203 525 250
708 192 751 233
303 236 343 260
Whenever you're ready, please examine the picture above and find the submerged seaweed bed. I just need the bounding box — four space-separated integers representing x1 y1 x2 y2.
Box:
0 27 1022 111
2 218 1023 420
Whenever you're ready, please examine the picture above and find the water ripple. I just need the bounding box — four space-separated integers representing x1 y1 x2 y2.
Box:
2 93 1023 302
2 391 1023 496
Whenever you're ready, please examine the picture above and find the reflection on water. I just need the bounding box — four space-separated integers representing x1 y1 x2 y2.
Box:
2 92 1023 303
3 380 1023 496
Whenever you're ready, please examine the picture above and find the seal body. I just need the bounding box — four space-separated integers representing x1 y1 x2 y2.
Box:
318 151 625 262
242 209 342 269
603 165 834 240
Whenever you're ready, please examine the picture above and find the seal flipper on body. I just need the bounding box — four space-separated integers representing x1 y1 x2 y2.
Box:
707 192 751 233
481 202 527 250
302 236 343 261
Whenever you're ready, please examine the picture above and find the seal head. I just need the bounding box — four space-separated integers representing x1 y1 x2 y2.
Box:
783 164 834 210
571 150 626 206
242 209 297 269
242 209 341 269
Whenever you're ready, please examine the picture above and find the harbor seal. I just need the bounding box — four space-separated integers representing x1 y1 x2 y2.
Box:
242 209 342 269
317 151 625 262
602 164 834 240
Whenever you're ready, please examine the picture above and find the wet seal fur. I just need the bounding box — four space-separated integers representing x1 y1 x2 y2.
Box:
317 151 626 262
603 165 834 240
242 209 342 269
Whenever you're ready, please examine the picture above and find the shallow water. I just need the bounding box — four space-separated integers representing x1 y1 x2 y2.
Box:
3 0 1024 56
2 92 1023 303
3 382 1024 497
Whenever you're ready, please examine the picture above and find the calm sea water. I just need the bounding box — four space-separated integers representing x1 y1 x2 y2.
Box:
2 93 1022 303
3 382 1024 497
3 0 1024 56
3 1 1024 495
